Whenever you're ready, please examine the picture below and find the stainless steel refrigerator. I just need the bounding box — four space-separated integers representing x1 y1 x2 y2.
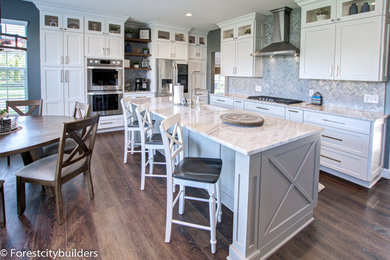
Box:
157 59 188 97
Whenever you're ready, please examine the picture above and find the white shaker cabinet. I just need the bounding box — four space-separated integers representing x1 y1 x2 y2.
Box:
85 34 123 59
41 67 64 116
63 32 84 67
221 40 236 76
300 24 336 80
41 30 63 67
217 12 266 77
297 0 390 82
335 16 384 81
63 68 85 116
285 108 304 122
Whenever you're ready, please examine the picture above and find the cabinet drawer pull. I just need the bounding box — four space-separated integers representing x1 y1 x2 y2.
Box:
288 109 299 113
256 106 269 110
320 155 341 163
235 101 242 103
216 99 225 102
100 122 114 125
329 65 333 76
321 135 343 142
322 119 345 125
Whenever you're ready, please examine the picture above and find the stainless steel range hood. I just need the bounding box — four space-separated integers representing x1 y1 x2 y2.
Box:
252 7 299 57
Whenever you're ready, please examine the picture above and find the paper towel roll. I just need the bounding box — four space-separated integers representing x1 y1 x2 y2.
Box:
173 85 184 104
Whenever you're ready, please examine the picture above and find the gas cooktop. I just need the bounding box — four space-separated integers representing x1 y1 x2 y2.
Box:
247 96 303 105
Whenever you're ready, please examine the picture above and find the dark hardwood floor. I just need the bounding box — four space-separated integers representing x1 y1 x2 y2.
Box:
0 131 389 259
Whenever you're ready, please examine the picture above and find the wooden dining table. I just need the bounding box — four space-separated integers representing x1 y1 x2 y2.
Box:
0 116 78 164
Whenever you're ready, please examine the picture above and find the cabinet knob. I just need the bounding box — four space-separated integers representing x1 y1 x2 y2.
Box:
337 18 340 21
331 19 335 22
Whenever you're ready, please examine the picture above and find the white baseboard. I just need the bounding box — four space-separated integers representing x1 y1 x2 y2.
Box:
381 168 390 179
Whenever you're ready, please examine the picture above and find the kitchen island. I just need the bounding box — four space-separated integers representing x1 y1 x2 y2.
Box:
132 97 322 260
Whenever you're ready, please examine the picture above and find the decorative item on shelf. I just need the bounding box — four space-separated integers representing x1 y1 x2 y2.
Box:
49 19 57 27
124 59 130 68
125 83 131 92
0 33 27 51
135 48 142 54
90 22 99 31
141 59 149 68
311 91 323 106
349 3 359 15
125 29 134 38
125 43 132 53
139 28 151 40
361 2 370 13
143 48 149 54
109 24 121 34
245 28 251 35
68 23 79 29
315 8 329 21
133 61 140 68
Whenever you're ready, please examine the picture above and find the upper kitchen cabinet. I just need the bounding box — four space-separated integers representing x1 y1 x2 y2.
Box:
188 31 207 60
85 16 124 37
297 0 390 82
297 0 389 28
149 23 191 60
217 12 266 77
41 11 84 33
84 17 124 58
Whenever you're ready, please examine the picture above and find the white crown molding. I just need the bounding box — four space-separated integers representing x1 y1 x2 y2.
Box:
216 12 266 28
27 0 128 21
147 20 192 32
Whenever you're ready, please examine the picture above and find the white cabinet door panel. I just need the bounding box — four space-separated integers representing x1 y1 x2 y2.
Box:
106 36 123 58
188 45 198 60
285 108 304 123
221 40 236 76
41 30 63 67
235 38 254 77
300 24 336 80
85 34 105 57
64 68 84 116
335 16 383 81
63 32 83 67
173 44 188 60
156 42 171 59
41 67 64 115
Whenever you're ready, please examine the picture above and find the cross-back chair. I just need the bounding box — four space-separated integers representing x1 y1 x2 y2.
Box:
160 113 222 254
6 99 43 116
15 115 100 224
42 102 91 157
135 104 166 190
121 97 142 163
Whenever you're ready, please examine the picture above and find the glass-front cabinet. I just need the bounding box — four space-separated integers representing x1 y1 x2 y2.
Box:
157 30 171 41
106 21 123 37
300 0 387 27
174 32 186 43
41 12 83 32
188 34 207 46
221 21 253 41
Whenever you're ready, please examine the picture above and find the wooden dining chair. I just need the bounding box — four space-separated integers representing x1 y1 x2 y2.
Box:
42 102 91 157
5 99 43 166
15 115 100 224
6 99 43 116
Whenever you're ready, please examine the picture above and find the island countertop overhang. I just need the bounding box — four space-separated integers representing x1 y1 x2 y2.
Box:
132 97 323 155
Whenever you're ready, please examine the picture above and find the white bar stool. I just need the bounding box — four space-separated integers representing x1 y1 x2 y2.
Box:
160 113 222 254
121 97 142 163
135 104 166 190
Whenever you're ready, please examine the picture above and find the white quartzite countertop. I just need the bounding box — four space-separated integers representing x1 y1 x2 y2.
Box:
210 93 389 122
132 97 322 156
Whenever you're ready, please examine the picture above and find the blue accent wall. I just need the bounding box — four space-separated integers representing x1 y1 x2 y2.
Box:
1 0 40 100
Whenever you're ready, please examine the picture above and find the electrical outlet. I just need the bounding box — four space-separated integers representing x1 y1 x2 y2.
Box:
309 90 314 96
364 94 379 104
255 85 262 92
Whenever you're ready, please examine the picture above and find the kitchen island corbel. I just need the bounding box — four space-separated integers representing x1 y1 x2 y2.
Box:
132 97 322 260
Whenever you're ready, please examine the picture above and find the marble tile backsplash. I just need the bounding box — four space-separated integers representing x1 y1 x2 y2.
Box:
227 8 386 113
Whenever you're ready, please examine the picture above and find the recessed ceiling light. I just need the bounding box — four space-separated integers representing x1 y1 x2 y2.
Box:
185 12 193 17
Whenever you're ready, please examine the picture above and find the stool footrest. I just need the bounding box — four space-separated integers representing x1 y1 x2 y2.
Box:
172 219 211 231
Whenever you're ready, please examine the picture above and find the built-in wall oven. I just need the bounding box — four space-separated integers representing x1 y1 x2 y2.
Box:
87 58 123 116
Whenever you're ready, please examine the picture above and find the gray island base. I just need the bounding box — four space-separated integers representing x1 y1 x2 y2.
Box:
132 97 322 260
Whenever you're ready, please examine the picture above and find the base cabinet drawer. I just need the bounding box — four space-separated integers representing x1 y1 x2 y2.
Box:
209 95 234 108
244 101 285 118
321 127 369 158
320 146 368 180
233 99 244 110
98 115 123 130
304 111 371 134
285 108 303 123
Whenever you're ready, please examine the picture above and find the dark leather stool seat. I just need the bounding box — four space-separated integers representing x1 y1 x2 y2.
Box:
173 157 222 184
145 133 163 145
129 119 156 128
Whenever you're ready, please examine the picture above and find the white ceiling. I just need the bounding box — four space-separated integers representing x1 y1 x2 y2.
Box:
28 0 298 31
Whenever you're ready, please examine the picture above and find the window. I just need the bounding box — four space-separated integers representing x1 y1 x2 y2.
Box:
214 52 225 95
0 19 28 111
